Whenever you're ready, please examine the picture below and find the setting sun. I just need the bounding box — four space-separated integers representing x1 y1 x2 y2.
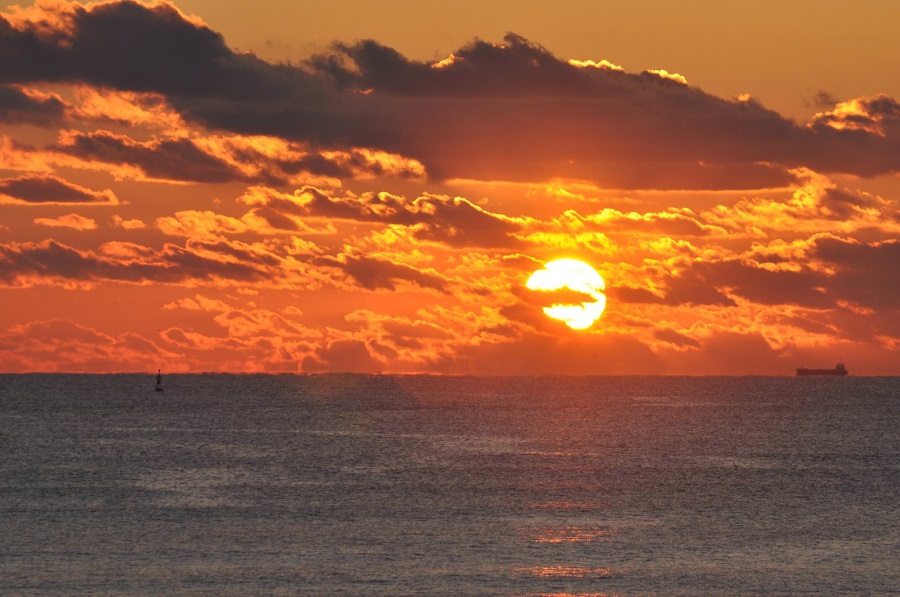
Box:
526 259 607 330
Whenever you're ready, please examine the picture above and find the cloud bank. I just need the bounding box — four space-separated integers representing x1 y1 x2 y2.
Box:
1 1 897 190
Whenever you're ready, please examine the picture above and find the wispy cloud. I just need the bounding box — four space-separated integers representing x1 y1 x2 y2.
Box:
33 212 98 230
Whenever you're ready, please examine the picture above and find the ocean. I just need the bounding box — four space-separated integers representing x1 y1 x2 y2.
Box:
1 374 897 596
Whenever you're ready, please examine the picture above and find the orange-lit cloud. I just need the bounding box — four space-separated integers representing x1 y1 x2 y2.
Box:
33 212 97 230
112 214 146 229
811 94 899 136
0 319 179 373
239 185 526 247
0 0 897 375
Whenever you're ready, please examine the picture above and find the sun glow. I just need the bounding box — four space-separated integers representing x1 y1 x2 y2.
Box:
526 258 607 330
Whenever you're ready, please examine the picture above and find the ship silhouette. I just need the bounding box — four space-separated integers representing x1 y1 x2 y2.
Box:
796 363 848 377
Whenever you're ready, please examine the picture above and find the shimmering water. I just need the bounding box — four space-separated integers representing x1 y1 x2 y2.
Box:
1 374 898 596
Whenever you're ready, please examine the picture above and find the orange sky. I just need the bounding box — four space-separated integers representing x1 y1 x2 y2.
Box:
0 0 898 374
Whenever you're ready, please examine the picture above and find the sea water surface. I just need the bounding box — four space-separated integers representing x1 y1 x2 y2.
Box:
1 374 898 596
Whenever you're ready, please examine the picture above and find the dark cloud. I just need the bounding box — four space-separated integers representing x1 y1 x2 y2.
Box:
605 276 736 307
663 273 739 307
816 187 881 220
1 2 898 189
0 84 66 124
309 34 601 98
0 1 300 99
811 237 900 310
0 238 272 286
55 130 240 183
682 260 832 308
304 34 897 185
49 130 422 185
302 339 382 374
0 174 117 204
606 286 668 305
653 328 701 349
318 254 448 293
277 148 424 181
665 236 900 312
812 91 839 109
246 186 522 247
523 286 601 309
0 223 453 295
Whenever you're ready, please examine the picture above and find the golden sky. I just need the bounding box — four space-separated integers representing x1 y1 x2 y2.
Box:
0 0 898 374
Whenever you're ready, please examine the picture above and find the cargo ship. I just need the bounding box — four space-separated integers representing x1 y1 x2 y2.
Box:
796 363 848 376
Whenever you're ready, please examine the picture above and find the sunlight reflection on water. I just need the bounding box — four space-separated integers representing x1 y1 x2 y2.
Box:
513 565 616 578
528 526 616 543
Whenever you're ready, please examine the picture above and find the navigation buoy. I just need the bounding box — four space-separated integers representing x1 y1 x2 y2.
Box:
155 369 164 392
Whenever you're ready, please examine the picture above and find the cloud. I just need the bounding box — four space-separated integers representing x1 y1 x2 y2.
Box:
810 236 900 311
645 69 688 85
304 34 898 186
811 94 900 136
155 296 324 372
0 173 118 204
156 210 250 237
662 235 900 312
68 86 187 129
42 129 425 185
0 237 277 287
2 3 896 189
0 319 177 372
112 214 146 229
54 129 241 183
33 212 97 230
162 293 231 312
317 252 449 293
653 328 701 349
302 339 383 373
0 231 450 295
546 207 726 239
0 84 66 124
239 185 525 247
0 0 286 98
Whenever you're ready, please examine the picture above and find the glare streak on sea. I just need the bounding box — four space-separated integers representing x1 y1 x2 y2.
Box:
1 374 898 596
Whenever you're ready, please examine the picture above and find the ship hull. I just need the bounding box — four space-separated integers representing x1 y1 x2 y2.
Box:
796 370 847 376
796 364 848 377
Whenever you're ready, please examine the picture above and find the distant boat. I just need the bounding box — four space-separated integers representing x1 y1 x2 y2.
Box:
155 369 164 392
796 363 848 377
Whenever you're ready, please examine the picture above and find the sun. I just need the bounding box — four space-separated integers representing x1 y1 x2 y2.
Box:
526 258 607 330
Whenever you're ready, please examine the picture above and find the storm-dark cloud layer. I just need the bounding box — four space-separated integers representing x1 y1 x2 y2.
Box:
2 1 898 189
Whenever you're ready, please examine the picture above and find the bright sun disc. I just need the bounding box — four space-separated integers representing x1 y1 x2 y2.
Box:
526 259 607 329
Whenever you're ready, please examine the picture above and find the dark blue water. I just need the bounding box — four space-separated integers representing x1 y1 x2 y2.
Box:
2 374 898 596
